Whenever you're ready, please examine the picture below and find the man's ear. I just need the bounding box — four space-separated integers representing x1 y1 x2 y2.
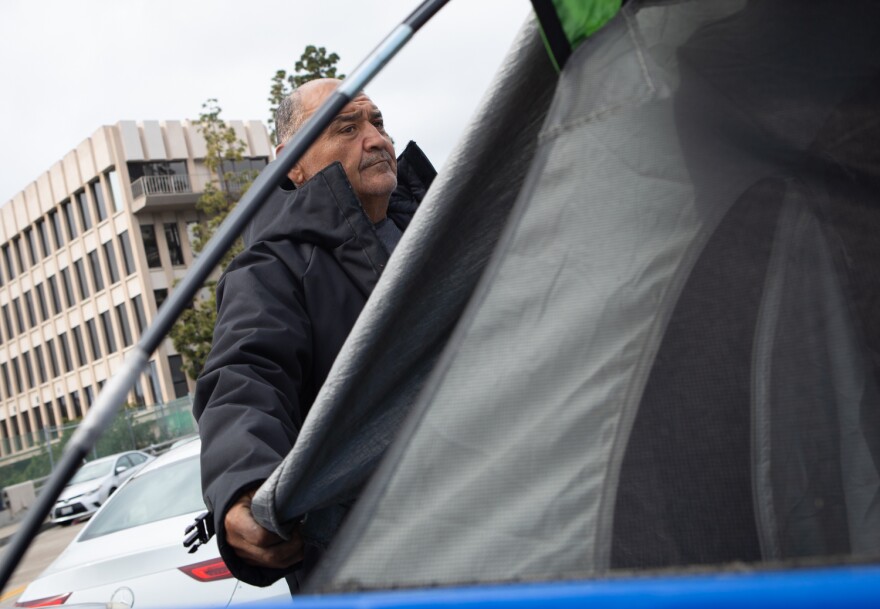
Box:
277 143 305 186
289 163 305 186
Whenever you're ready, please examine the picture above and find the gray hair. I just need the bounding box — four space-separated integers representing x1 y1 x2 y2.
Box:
275 90 306 146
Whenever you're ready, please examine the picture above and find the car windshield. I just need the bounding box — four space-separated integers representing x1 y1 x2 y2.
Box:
69 459 114 484
78 455 204 541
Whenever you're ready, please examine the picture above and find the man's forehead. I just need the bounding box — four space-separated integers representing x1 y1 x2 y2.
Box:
302 88 379 121
340 94 380 116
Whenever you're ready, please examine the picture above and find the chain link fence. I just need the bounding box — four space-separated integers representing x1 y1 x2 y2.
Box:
0 396 197 496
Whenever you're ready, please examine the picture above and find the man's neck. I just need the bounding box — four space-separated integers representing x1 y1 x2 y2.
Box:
361 196 390 224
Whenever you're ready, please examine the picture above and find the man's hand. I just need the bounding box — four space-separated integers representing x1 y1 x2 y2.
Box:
224 488 304 569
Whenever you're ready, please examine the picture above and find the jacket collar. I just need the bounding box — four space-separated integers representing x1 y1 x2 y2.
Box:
242 142 436 298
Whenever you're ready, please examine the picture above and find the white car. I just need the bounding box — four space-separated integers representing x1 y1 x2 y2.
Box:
17 439 291 608
50 451 154 525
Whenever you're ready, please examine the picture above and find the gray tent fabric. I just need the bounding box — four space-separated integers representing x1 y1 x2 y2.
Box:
294 0 880 591
250 19 558 545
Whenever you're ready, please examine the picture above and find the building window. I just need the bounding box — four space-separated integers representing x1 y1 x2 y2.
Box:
100 311 117 354
107 170 124 213
2 244 15 279
34 345 46 384
57 394 68 421
60 268 75 308
10 357 22 393
164 223 185 266
70 391 84 419
147 360 162 404
72 326 87 367
119 231 136 275
167 354 189 398
132 379 146 408
22 352 34 389
34 284 49 322
127 159 187 183
23 291 36 327
132 295 147 334
23 228 37 265
0 363 10 399
116 304 133 347
218 157 268 192
75 190 92 231
140 224 161 268
62 199 78 239
90 180 108 222
86 319 102 360
88 250 105 292
49 209 65 248
57 332 73 373
45 401 58 435
103 241 120 284
74 259 90 299
12 298 24 333
45 339 60 377
36 219 51 257
8 415 21 450
153 288 168 310
1 305 13 339
12 237 25 273
33 406 45 433
84 385 95 407
47 276 62 315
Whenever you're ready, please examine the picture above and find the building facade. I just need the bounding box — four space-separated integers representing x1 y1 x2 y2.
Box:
0 119 272 457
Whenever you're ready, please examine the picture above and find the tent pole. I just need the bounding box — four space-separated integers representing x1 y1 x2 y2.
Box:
0 0 450 594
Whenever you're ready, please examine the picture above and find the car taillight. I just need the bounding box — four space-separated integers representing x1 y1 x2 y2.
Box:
178 557 233 582
14 593 71 607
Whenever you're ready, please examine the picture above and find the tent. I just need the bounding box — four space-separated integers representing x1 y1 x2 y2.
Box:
251 0 880 600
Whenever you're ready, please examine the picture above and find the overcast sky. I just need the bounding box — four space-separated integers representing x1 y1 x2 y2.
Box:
0 0 534 204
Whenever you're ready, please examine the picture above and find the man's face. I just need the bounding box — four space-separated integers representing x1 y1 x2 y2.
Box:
288 82 397 210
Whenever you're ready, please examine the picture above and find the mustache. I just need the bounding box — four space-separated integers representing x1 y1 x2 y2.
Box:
359 151 394 170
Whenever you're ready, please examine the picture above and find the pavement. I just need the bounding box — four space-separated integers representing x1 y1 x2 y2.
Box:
0 510 54 548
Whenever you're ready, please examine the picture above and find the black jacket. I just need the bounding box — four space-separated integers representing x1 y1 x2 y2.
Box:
193 142 435 585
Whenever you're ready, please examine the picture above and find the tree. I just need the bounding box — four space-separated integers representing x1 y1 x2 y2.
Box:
171 45 344 380
267 45 345 144
169 100 257 379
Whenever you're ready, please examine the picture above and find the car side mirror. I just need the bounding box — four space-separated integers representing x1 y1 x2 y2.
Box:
115 465 129 475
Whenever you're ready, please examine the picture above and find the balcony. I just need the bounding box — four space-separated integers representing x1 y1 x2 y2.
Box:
130 174 201 213
129 172 257 214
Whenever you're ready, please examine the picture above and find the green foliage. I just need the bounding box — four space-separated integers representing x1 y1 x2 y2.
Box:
169 100 257 379
169 44 344 381
267 45 345 144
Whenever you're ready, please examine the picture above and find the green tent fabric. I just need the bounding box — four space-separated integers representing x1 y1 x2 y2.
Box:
533 0 622 70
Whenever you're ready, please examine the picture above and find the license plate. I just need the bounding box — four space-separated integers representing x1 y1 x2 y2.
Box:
59 506 73 516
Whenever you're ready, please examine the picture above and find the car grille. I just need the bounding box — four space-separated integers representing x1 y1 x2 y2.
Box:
53 502 88 519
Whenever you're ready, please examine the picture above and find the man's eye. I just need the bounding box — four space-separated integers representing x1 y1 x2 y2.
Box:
341 125 356 134
373 121 385 131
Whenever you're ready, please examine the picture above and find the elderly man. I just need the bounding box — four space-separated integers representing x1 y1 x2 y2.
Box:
193 78 435 590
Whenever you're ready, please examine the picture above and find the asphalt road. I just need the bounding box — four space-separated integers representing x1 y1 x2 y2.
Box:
0 522 85 607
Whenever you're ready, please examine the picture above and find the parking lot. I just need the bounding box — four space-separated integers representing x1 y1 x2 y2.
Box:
0 521 84 607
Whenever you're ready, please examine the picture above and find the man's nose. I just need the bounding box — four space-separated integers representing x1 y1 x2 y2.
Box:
362 123 388 149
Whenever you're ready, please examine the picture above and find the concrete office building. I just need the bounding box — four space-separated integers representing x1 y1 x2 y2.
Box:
0 119 272 458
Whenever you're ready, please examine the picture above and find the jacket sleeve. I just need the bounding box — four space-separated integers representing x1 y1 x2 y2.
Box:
193 241 311 586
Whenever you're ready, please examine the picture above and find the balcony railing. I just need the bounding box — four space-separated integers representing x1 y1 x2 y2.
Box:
130 174 193 200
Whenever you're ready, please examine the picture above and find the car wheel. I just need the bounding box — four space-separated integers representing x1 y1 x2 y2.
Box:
108 487 117 496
